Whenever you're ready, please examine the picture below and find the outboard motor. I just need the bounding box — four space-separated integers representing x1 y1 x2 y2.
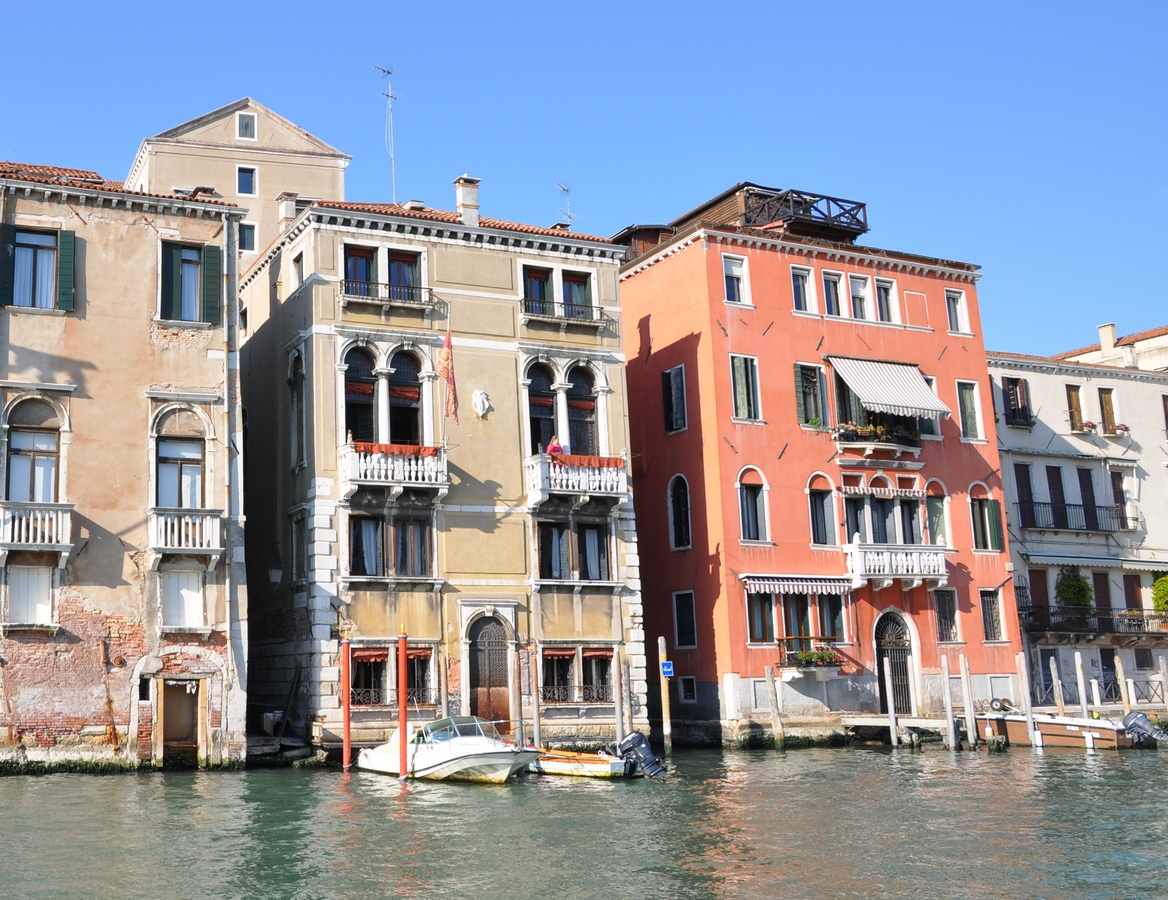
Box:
618 731 667 778
1122 711 1168 745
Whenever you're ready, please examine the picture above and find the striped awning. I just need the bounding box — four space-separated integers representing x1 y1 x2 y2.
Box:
828 356 951 420
740 574 853 595
1023 553 1168 572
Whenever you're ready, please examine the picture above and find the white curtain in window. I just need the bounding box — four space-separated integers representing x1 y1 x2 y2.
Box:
13 246 33 307
180 464 202 508
35 248 55 308
32 457 55 503
9 566 51 624
181 260 200 321
362 519 383 575
7 455 30 502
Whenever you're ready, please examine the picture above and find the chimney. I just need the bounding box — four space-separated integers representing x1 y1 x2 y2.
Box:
1098 322 1118 356
277 191 300 233
454 175 480 227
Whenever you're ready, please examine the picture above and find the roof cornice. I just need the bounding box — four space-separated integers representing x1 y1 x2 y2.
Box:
987 353 1168 384
1 177 240 218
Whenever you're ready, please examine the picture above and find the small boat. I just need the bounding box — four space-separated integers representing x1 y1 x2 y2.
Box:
357 716 541 783
530 748 638 778
976 711 1135 750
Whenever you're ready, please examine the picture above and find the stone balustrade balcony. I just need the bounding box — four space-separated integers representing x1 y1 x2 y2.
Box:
845 542 948 590
340 442 450 500
0 501 74 565
148 507 224 570
525 452 628 507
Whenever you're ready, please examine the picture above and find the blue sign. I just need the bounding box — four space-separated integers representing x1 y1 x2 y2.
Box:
660 660 674 678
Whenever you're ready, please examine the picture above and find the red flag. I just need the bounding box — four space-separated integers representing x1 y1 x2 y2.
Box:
435 328 458 424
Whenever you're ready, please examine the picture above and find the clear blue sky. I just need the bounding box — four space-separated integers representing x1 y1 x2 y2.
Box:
4 2 1163 355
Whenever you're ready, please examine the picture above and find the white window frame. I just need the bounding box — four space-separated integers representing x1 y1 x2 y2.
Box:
790 265 816 314
236 111 258 142
729 354 762 422
822 270 844 317
663 364 687 434
932 588 961 643
795 362 829 428
722 254 751 306
848 274 871 321
236 164 258 197
918 376 943 441
956 379 984 442
873 278 898 324
673 590 698 649
513 257 601 318
678 675 698 704
239 221 259 254
160 568 205 629
745 591 778 646
980 588 1006 642
736 467 771 544
667 474 692 551
5 565 54 626
945 289 970 335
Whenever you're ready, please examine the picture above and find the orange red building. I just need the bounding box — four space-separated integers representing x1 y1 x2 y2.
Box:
615 184 1023 742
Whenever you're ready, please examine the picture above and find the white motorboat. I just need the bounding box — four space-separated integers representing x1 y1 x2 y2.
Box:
356 716 540 783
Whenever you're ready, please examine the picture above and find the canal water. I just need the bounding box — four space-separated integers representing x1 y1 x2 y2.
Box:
1 747 1165 899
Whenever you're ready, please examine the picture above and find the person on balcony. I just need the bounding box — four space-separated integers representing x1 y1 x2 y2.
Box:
546 435 563 454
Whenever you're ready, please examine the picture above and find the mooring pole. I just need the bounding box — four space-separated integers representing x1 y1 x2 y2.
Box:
1115 651 1132 715
530 643 542 750
657 636 672 755
960 654 977 749
341 628 352 770
941 654 956 749
1074 651 1090 720
883 657 899 747
1050 655 1066 718
764 665 785 751
397 627 408 781
612 644 626 745
1017 651 1037 748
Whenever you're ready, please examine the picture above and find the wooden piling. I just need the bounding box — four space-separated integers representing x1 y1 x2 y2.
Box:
1114 653 1132 715
1091 678 1102 708
1050 655 1065 718
960 654 977 749
397 629 408 781
1074 651 1089 720
657 636 672 755
529 644 542 750
1159 656 1168 714
941 654 956 749
341 634 352 770
884 657 899 747
511 645 524 747
612 644 626 745
1017 651 1037 748
764 666 785 750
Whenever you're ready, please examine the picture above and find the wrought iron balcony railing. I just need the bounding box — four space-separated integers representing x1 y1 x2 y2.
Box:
350 687 438 707
1014 501 1135 532
539 684 615 704
341 281 434 308
1018 604 1168 635
520 297 602 323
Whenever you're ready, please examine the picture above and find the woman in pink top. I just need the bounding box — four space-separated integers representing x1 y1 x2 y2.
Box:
546 435 563 453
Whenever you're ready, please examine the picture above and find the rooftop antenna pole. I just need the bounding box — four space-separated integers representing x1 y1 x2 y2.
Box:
556 182 574 227
376 65 398 205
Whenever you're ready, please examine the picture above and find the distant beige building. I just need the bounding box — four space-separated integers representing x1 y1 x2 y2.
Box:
239 175 648 746
127 98 348 263
1053 322 1168 372
0 160 247 766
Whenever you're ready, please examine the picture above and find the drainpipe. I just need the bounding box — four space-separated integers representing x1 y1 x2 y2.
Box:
223 211 241 755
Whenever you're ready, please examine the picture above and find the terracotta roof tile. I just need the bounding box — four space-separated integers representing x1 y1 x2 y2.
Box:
0 161 103 181
1050 323 1168 360
0 160 237 207
311 200 612 243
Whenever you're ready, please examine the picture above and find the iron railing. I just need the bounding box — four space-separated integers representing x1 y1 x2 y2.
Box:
1033 681 1081 706
1014 501 1135 532
742 188 868 237
350 687 438 707
520 298 601 322
540 684 615 704
775 636 840 668
342 281 433 306
1018 604 1168 635
831 428 921 449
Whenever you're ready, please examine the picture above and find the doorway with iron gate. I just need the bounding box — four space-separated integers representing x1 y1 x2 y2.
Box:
875 612 914 716
468 616 511 734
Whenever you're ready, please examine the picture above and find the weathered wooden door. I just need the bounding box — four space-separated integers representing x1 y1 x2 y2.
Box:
875 614 913 715
469 617 510 734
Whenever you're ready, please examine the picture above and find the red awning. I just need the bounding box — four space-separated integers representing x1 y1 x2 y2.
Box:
542 648 576 658
346 381 374 395
549 452 624 468
567 398 595 411
529 395 554 408
406 648 432 659
353 442 439 457
352 648 388 662
389 385 420 400
582 648 613 659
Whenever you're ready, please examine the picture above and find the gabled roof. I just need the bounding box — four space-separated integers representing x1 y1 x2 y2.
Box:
149 97 347 157
1050 324 1168 360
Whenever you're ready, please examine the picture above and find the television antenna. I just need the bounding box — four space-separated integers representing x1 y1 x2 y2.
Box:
376 65 398 205
556 182 574 227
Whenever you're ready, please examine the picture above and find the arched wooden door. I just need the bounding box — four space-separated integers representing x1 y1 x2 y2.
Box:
468 617 511 734
875 614 913 715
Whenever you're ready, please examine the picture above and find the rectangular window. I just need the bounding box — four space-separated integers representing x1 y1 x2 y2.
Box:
946 290 965 332
870 497 895 544
980 589 1003 640
917 376 938 436
674 591 697 648
874 280 894 322
723 256 746 304
678 675 697 703
157 440 203 508
1028 569 1049 606
783 593 812 652
349 517 385 576
791 268 810 312
538 521 571 580
957 381 980 439
971 498 1003 550
809 490 834 545
388 252 422 301
848 276 868 320
1066 385 1084 430
845 497 868 543
351 650 388 706
161 570 203 627
13 231 57 309
393 518 430 577
822 273 841 316
161 242 220 324
344 246 376 295
900 499 919 544
293 253 305 287
739 483 765 541
291 512 308 583
578 524 610 581
926 496 947 546
819 593 844 639
794 364 828 427
730 355 760 419
1123 573 1143 611
8 430 58 503
1003 377 1032 425
935 589 958 642
1046 465 1068 529
1163 395 1168 437
747 593 775 643
239 224 256 252
1135 648 1154 671
522 266 552 315
1014 463 1036 528
1092 572 1112 609
662 365 687 433
237 112 257 140
562 271 592 317
7 565 51 625
237 167 256 195
1098 388 1116 432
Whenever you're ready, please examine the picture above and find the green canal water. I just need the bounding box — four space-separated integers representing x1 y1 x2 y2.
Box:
1 747 1165 899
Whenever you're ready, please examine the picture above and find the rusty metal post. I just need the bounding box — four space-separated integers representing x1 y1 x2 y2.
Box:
398 628 408 780
657 636 672 755
341 631 352 770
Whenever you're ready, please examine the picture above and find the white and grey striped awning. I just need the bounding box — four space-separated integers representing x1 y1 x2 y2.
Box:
740 574 853 595
1023 554 1168 572
828 356 951 420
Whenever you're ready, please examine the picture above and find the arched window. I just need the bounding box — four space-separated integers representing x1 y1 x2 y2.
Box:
969 483 1003 551
566 366 596 455
925 480 948 546
155 408 207 509
344 347 376 443
388 350 422 445
527 363 556 454
7 399 61 503
739 468 766 542
807 473 834 545
669 475 691 550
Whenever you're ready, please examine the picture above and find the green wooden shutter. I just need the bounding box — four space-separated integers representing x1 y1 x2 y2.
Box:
794 365 807 424
160 242 180 320
732 357 748 418
201 244 222 325
0 223 15 305
56 230 75 311
989 499 1004 551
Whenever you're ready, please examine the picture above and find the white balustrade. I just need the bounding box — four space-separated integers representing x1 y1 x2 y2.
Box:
342 445 448 488
1 502 72 546
526 454 628 497
846 543 947 580
149 508 223 552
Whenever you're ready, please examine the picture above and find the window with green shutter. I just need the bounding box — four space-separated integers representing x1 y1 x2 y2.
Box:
731 355 759 420
958 381 980 438
3 228 73 310
795 364 827 426
160 242 221 324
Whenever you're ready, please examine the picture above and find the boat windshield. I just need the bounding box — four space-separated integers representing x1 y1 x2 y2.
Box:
419 716 501 743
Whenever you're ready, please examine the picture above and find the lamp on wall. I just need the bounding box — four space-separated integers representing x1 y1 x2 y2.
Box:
269 556 284 587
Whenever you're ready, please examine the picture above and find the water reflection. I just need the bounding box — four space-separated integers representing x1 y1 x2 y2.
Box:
0 748 1166 898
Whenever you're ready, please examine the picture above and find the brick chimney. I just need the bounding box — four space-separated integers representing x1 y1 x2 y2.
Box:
454 175 480 227
1098 322 1118 356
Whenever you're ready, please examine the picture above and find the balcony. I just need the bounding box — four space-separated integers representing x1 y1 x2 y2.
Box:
1015 501 1136 533
350 687 437 707
340 281 435 313
525 453 628 507
832 426 921 459
845 542 948 591
0 501 74 565
147 508 224 570
1101 422 1130 438
540 684 615 705
519 298 604 329
340 442 450 501
1019 604 1168 637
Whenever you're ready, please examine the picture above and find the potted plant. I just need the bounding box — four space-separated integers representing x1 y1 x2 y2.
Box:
807 416 823 429
1054 566 1093 608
